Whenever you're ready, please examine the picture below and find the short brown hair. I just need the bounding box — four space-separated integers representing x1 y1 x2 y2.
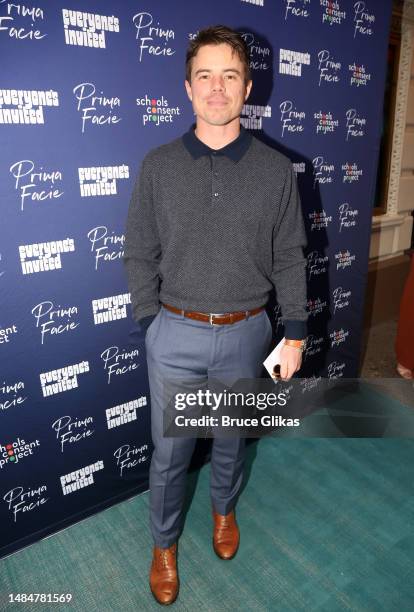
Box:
186 25 251 84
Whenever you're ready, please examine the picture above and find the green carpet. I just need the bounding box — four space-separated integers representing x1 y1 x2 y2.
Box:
1 436 414 611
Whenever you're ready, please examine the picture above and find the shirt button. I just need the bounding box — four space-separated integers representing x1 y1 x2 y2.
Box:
214 172 218 177
214 192 219 197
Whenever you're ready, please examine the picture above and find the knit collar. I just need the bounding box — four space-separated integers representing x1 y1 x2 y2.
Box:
182 124 252 162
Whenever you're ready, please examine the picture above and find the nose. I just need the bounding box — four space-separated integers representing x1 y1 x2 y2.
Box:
211 76 225 92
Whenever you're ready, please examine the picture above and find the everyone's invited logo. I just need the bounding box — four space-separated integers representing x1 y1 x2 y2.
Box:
317 50 341 86
241 103 271 130
79 165 129 197
349 62 371 87
338 202 358 232
307 250 329 279
279 48 310 77
0 2 46 41
345 108 366 141
293 161 306 175
92 293 131 325
87 226 124 270
10 160 63 212
334 249 356 271
279 100 305 137
136 95 181 126
332 286 351 314
284 0 310 20
19 238 75 275
106 396 147 429
62 9 119 48
353 1 375 38
308 209 332 231
132 12 175 62
60 460 104 495
73 82 121 133
312 156 335 188
0 89 59 124
314 110 339 135
342 162 363 183
40 361 90 397
321 1 346 26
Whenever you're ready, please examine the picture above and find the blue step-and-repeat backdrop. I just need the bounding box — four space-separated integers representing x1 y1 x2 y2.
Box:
0 0 392 558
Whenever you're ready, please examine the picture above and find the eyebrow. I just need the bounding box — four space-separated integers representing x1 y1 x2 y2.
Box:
194 68 242 76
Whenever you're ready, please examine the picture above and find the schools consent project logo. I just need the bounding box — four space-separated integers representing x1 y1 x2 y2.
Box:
136 95 180 126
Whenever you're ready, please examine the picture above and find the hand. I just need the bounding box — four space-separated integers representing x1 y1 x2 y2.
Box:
279 344 303 380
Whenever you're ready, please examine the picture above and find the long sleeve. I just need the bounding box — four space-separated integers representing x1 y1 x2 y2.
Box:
124 154 162 322
271 163 308 340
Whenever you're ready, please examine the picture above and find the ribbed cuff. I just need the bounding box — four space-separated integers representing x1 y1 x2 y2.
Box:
283 319 307 340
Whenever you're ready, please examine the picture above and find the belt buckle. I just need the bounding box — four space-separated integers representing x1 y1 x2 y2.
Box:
209 312 224 326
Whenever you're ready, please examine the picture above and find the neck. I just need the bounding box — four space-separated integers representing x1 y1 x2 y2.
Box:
194 118 241 150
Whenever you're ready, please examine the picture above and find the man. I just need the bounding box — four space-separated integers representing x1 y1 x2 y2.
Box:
124 25 307 605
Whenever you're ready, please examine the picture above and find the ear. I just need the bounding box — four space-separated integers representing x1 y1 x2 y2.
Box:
184 80 192 102
244 79 252 101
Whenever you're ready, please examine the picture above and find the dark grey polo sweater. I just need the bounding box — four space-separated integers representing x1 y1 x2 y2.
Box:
124 125 308 339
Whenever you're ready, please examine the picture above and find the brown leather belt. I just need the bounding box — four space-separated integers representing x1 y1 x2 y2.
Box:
162 303 264 325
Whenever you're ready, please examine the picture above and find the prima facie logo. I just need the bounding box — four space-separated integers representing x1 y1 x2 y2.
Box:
136 95 180 126
279 48 310 77
62 9 119 48
345 109 367 140
284 0 310 20
10 160 64 212
241 32 270 71
0 2 46 42
73 82 121 134
338 203 358 232
317 50 341 86
279 100 305 137
307 250 329 279
133 12 175 62
312 156 335 188
332 286 351 314
353 1 375 38
327 361 346 379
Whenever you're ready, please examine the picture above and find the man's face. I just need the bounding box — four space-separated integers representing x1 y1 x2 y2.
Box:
185 43 252 128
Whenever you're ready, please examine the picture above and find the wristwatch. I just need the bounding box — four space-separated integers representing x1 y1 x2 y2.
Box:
284 338 306 351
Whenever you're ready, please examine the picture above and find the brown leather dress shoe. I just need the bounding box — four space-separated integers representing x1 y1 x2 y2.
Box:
212 509 240 559
149 543 179 605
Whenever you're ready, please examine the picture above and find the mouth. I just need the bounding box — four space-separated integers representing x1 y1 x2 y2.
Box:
207 98 228 106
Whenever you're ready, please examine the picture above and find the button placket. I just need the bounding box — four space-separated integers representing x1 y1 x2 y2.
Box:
211 155 220 202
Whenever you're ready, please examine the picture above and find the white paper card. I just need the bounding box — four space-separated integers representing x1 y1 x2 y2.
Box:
263 337 285 380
